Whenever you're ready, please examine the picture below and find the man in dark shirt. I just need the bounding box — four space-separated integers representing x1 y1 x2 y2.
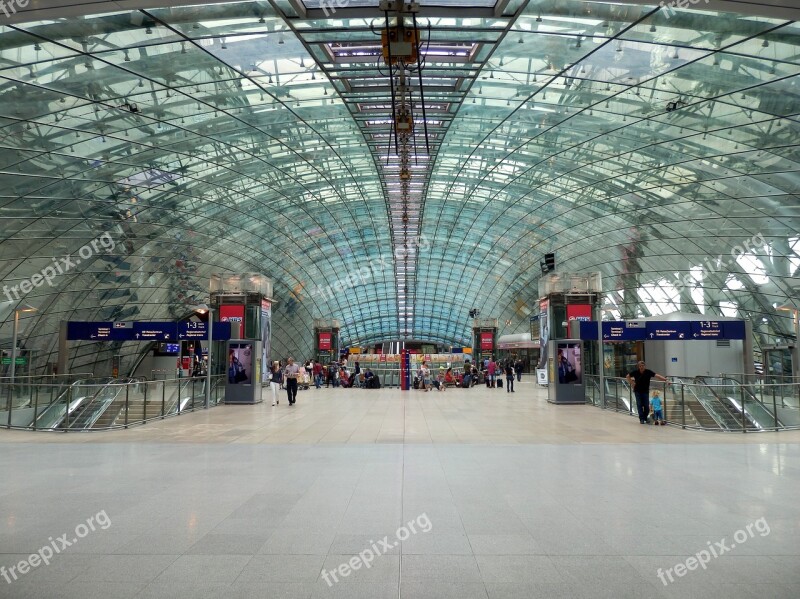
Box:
626 361 668 424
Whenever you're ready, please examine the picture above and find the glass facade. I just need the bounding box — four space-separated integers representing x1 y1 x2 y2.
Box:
0 1 798 374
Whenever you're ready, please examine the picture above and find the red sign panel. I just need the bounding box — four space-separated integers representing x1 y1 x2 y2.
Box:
220 305 245 339
319 332 332 351
567 304 593 322
480 332 493 350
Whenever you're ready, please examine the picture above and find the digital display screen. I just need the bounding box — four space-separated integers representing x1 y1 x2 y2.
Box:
155 343 180 355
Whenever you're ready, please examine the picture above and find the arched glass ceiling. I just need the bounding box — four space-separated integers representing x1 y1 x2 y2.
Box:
0 0 798 374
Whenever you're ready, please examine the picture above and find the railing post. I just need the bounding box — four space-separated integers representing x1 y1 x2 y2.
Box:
32 385 40 431
628 381 632 415
6 383 13 428
772 384 779 431
161 381 166 419
177 380 182 415
740 385 746 432
143 381 148 422
124 384 130 429
681 383 686 429
64 386 70 432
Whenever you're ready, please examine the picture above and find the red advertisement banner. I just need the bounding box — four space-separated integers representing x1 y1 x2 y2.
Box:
219 305 245 339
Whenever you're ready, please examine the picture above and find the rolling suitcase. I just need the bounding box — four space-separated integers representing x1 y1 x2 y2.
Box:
497 378 503 389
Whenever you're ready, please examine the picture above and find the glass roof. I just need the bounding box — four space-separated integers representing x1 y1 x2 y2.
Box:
0 0 799 371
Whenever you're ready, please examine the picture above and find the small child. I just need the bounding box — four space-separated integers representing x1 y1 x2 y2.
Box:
437 370 446 392
650 390 665 425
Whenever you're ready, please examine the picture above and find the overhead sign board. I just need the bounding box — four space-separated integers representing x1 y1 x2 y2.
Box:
133 322 177 341
690 321 723 339
646 322 691 340
579 320 746 342
67 322 123 341
68 321 232 342
179 321 207 339
605 321 648 341
721 321 746 340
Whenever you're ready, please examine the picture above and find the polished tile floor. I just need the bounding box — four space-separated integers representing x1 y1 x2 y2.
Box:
1 382 799 598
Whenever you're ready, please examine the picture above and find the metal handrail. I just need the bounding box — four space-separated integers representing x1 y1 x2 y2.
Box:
0 375 225 432
584 375 800 432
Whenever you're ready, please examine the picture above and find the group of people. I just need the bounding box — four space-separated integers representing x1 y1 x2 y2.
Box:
268 357 381 407
626 361 669 425
415 356 525 393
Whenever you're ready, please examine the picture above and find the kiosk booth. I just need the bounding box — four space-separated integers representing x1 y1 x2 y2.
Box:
538 272 603 404
314 319 341 365
211 273 274 405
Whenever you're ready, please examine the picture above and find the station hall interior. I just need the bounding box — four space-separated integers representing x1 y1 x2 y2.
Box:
1 0 800 598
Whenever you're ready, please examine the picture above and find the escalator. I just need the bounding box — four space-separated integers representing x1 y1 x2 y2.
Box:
673 382 721 429
63 379 136 430
698 377 781 430
31 378 110 429
689 377 758 431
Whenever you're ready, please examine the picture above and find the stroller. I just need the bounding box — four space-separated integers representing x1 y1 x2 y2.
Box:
297 370 311 390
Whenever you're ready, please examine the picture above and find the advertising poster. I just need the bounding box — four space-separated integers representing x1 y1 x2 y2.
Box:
538 299 550 368
566 304 592 322
228 343 252 385
261 300 271 383
556 342 582 385
319 332 332 351
220 305 245 339
480 332 493 350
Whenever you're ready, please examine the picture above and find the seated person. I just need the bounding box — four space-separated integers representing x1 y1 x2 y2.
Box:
364 368 376 389
444 367 456 387
436 369 446 392
339 368 351 387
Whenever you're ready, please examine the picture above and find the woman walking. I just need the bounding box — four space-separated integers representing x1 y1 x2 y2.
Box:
270 361 283 406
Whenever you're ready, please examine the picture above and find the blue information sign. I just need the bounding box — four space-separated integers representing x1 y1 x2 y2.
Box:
580 320 746 342
178 321 207 339
646 321 691 340
177 321 232 341
133 322 177 341
67 322 128 341
579 321 598 339
598 321 647 341
690 321 723 339
69 320 234 342
723 321 746 340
